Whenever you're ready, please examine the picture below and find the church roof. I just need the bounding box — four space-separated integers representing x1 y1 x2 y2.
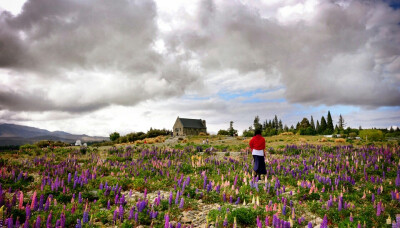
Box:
178 118 206 129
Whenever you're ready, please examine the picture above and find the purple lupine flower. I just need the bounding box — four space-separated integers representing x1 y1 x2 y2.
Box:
135 212 138 224
39 194 44 211
107 200 110 210
114 194 119 205
7 217 13 228
35 216 41 228
321 215 328 228
179 197 184 209
47 211 52 228
338 196 343 211
282 204 286 215
113 208 118 224
177 222 182 228
44 198 50 211
308 222 313 228
265 216 269 227
24 219 29 228
79 192 82 204
164 214 170 228
119 204 124 222
83 210 89 223
175 190 180 205
372 193 375 202
235 197 240 205
128 207 135 220
26 205 31 219
75 219 81 228
377 201 382 216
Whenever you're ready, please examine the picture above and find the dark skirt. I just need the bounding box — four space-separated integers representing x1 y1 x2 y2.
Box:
253 155 267 175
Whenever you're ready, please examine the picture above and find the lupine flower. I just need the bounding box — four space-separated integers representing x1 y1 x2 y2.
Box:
113 208 118 224
164 214 170 228
119 204 124 222
179 197 184 209
321 215 328 228
24 219 29 228
128 207 135 220
35 216 41 228
47 211 52 228
377 201 382 216
83 210 89 223
25 205 31 219
75 219 81 228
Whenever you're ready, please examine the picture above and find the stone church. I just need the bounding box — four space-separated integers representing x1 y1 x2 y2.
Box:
173 117 207 136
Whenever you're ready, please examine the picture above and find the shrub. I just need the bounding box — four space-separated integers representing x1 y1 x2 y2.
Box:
349 132 357 138
280 132 294 136
359 129 384 141
335 138 346 143
199 132 207 136
109 132 120 141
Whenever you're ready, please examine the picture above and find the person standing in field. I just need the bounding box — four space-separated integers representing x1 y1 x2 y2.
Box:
249 128 267 179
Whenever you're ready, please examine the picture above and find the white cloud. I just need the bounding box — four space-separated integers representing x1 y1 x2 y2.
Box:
0 0 399 135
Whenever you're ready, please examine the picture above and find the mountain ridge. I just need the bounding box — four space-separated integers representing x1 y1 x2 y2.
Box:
0 123 108 146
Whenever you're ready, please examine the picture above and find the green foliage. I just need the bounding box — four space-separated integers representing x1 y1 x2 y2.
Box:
349 132 357 138
359 129 384 141
20 144 39 151
230 207 258 225
217 129 230 136
326 111 334 134
180 163 194 174
109 132 120 141
320 116 327 134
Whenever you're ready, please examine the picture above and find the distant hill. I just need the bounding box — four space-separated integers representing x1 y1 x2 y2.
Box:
0 123 108 146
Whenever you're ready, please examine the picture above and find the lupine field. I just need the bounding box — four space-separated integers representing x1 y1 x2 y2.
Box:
0 143 400 227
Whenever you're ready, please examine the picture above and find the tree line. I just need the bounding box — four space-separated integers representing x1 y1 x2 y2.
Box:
108 128 171 144
218 111 400 138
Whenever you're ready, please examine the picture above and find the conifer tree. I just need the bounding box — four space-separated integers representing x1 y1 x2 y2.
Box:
274 115 279 130
320 116 327 134
253 116 262 131
310 116 315 130
338 114 345 130
278 120 283 131
316 120 320 134
327 111 334 134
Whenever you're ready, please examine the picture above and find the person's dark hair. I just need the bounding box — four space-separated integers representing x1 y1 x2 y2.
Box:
254 128 262 136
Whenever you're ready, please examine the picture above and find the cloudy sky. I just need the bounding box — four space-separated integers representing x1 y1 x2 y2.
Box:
0 0 399 136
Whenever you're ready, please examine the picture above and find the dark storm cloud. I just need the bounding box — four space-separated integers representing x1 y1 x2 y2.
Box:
0 89 109 113
0 0 199 112
165 0 400 107
1 0 159 73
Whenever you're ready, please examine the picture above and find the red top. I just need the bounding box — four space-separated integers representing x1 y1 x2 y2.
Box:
249 135 265 150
